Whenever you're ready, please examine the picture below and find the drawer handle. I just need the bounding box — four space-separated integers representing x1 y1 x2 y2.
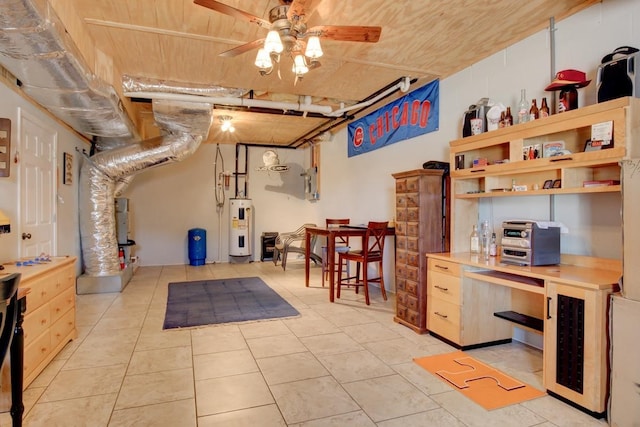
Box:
435 311 448 319
550 157 573 162
434 264 449 271
434 285 449 291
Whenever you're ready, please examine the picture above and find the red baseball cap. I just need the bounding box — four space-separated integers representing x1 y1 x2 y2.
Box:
544 69 591 91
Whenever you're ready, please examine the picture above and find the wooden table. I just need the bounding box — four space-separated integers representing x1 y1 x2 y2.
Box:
305 225 395 302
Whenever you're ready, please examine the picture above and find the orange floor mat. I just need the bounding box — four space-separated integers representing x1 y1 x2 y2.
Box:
414 351 546 410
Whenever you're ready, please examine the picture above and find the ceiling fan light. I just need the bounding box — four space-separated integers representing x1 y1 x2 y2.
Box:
264 30 283 54
305 36 323 59
292 54 309 76
255 48 273 69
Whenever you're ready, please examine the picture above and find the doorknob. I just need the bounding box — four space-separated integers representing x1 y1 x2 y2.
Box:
22 232 31 240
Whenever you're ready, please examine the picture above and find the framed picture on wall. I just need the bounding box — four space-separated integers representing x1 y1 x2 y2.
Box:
63 152 73 185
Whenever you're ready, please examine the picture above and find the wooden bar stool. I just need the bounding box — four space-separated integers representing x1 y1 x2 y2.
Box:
321 218 350 287
336 221 388 305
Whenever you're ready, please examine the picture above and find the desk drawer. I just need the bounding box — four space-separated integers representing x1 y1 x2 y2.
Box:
428 298 461 344
51 307 75 349
428 258 461 277
427 271 461 305
50 287 75 324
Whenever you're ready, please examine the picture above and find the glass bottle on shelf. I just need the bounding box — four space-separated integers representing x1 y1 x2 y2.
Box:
517 89 529 124
489 233 497 257
470 224 480 254
499 110 506 128
540 97 550 117
529 99 539 121
480 220 490 260
504 106 513 126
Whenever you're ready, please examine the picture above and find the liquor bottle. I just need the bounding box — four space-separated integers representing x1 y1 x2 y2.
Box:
480 220 490 260
499 111 506 128
529 99 539 121
540 97 550 118
504 107 513 126
470 224 480 254
517 89 529 124
489 233 497 257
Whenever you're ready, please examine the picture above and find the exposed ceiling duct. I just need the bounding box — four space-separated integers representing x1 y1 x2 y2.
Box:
80 100 213 276
0 0 136 140
0 0 215 278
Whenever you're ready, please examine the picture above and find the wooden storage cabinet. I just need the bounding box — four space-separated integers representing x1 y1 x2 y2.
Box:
1 257 77 389
544 281 611 414
392 169 448 334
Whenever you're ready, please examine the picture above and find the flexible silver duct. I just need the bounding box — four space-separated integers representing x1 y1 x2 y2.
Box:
80 100 213 276
0 0 136 138
0 0 216 276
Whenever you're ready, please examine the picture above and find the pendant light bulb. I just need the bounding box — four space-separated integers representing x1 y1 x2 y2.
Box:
305 36 323 59
292 54 309 76
264 30 283 54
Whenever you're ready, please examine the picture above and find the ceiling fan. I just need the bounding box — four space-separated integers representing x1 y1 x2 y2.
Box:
194 0 382 80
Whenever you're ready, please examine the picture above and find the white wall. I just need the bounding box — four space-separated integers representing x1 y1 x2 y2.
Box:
0 82 87 274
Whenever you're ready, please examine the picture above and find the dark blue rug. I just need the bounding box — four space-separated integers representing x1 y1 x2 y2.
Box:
163 276 299 329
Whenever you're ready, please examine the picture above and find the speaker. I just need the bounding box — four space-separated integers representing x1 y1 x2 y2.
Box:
597 46 639 103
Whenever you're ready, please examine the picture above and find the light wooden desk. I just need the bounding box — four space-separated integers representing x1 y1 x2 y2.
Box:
426 252 620 416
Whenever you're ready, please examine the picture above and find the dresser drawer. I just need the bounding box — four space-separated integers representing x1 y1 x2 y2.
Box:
396 209 407 222
23 303 51 347
427 270 461 305
406 177 420 192
23 330 51 378
407 237 419 252
406 293 419 312
50 308 75 349
428 297 461 344
407 207 419 222
405 193 419 208
394 222 407 236
396 194 408 208
406 251 420 267
397 306 419 327
396 249 407 266
428 258 461 277
406 223 420 237
50 287 75 324
396 277 406 292
395 178 408 193
405 266 419 282
405 280 418 297
395 236 407 250
24 275 52 315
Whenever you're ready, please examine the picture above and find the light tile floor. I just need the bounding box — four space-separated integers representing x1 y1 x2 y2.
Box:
2 261 609 426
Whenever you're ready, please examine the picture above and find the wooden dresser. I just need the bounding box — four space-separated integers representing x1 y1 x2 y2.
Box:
392 169 449 333
0 256 77 388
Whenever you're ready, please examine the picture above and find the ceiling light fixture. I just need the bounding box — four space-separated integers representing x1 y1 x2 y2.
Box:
219 115 235 133
253 29 323 80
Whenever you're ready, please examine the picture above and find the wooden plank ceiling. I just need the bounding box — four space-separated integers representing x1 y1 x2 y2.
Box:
47 0 596 147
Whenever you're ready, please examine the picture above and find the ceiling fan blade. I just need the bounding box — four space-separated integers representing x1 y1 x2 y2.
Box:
219 38 265 57
308 25 381 43
194 0 271 30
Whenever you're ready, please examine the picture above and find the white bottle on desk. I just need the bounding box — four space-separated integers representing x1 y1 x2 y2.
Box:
480 220 490 260
470 225 480 254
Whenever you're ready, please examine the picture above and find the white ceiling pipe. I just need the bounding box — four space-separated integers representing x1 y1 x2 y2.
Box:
125 76 412 118
324 77 412 117
124 91 334 115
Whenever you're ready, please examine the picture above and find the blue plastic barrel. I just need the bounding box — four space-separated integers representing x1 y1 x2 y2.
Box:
188 228 206 266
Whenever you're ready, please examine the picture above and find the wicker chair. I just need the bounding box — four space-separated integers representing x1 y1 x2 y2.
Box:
273 223 321 270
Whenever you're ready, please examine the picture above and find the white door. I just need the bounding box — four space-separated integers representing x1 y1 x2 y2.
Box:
19 109 56 258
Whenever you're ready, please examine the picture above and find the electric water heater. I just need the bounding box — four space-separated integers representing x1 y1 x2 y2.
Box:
229 198 252 257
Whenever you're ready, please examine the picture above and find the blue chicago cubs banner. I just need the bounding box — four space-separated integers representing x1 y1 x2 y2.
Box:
348 79 439 157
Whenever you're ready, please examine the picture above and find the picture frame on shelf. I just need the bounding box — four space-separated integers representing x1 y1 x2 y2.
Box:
552 179 562 189
543 179 553 189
